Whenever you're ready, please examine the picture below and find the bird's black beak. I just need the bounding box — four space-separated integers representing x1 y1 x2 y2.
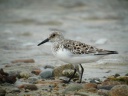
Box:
37 38 49 46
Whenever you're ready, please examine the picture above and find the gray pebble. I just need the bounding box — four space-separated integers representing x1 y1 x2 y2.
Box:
39 68 53 79
28 76 40 83
63 83 83 94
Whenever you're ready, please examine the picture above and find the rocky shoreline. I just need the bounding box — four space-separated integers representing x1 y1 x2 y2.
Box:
0 59 128 96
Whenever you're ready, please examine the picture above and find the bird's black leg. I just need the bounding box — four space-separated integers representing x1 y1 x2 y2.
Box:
64 68 76 83
78 64 84 83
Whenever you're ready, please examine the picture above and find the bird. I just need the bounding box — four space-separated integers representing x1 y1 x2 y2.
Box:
37 31 118 83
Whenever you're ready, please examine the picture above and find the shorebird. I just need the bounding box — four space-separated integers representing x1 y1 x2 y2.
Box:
37 32 118 83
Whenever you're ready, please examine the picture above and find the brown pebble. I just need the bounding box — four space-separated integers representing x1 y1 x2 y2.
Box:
0 68 16 84
11 59 35 63
98 89 109 96
109 85 128 96
31 69 41 75
18 84 38 90
0 69 8 76
84 83 97 89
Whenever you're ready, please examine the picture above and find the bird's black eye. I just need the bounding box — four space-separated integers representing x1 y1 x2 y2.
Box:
52 34 56 37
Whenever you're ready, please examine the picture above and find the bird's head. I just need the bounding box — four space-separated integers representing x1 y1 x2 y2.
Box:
37 31 64 46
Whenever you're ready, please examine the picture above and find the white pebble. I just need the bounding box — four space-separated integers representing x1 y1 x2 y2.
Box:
95 38 107 45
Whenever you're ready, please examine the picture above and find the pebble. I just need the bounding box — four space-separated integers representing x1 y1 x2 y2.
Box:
11 88 21 93
0 87 6 96
125 73 128 76
15 80 29 87
63 83 83 94
53 64 78 77
62 69 79 78
109 85 128 96
97 85 113 90
11 59 35 63
19 71 31 79
95 38 107 45
98 89 109 96
43 65 55 69
114 73 120 77
8 70 21 77
106 76 128 84
31 69 41 75
28 76 40 84
75 92 100 96
89 78 101 84
39 68 53 79
84 83 97 89
24 84 38 90
59 76 70 82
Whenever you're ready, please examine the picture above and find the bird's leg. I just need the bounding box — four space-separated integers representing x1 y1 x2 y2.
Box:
78 64 84 83
64 68 76 83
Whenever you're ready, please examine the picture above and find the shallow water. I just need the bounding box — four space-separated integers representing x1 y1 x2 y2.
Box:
0 0 128 80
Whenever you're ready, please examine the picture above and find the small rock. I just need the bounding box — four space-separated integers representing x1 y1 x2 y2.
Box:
28 76 40 83
39 68 53 79
105 70 111 73
109 85 128 96
125 73 128 76
106 76 128 84
63 83 83 94
5 75 17 84
89 78 101 84
75 92 99 96
59 76 70 81
19 84 38 90
95 38 107 45
98 89 109 96
19 71 31 79
97 85 113 90
31 69 41 75
84 83 97 89
53 64 79 77
0 69 17 84
102 80 122 86
11 88 21 93
5 64 12 67
8 70 21 78
24 84 38 90
62 69 79 78
0 87 6 96
114 73 120 77
15 80 29 88
11 59 35 63
43 65 55 69
0 69 8 76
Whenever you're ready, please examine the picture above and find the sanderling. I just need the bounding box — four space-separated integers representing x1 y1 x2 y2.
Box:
37 32 118 83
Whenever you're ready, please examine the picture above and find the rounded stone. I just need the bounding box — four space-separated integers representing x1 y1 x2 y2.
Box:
84 83 97 89
39 68 53 79
109 85 128 96
62 69 79 78
53 64 79 77
63 83 83 94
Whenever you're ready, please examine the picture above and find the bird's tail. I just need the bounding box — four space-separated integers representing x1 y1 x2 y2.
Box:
107 51 118 54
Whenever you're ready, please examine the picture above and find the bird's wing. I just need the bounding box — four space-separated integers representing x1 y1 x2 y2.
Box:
62 40 118 55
